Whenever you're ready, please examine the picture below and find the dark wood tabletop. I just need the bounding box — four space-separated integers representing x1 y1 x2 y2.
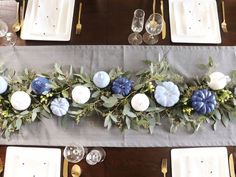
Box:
0 0 236 177
0 0 236 46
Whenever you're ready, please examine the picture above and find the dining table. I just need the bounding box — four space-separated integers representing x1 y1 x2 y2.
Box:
0 0 236 177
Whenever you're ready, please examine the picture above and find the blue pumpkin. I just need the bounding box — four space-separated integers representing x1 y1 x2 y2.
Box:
50 97 69 117
154 81 180 107
191 89 216 115
112 77 133 96
31 77 51 95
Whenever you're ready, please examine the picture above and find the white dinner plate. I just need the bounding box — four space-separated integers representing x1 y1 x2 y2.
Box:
168 0 221 44
21 0 75 41
171 147 230 177
4 146 61 177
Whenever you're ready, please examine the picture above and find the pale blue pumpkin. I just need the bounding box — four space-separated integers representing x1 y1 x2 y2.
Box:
93 71 110 88
191 89 216 115
154 81 180 107
0 76 8 94
50 98 69 117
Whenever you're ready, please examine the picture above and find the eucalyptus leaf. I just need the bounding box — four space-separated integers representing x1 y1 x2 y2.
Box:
15 118 22 130
54 63 64 75
125 117 131 129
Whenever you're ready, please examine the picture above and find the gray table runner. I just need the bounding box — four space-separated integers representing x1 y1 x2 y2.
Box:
0 45 236 147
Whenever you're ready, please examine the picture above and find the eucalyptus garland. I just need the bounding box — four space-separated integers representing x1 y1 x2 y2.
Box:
0 58 236 138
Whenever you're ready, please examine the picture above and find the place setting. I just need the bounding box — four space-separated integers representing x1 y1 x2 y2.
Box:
1 144 106 177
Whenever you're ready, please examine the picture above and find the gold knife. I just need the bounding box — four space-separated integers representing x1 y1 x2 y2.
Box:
63 159 68 177
20 0 26 27
229 154 235 177
160 0 166 39
0 157 3 174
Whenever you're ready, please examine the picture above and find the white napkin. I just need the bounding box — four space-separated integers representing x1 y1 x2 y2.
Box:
29 0 68 36
16 157 49 177
173 0 212 37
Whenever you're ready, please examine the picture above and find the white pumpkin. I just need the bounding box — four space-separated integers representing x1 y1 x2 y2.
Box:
131 93 150 112
10 91 31 111
207 72 231 90
72 85 91 104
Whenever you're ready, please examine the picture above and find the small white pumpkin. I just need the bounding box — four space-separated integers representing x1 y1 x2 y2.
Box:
10 91 31 111
0 76 8 94
131 93 150 112
50 97 69 117
207 72 231 90
72 85 91 104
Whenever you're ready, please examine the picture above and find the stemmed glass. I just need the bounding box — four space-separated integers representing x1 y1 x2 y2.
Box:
0 19 17 46
143 13 163 45
63 144 87 163
86 147 106 165
128 9 145 45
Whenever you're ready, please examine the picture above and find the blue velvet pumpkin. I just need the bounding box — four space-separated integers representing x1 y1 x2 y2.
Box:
31 77 51 95
112 77 133 96
191 89 216 115
50 98 69 117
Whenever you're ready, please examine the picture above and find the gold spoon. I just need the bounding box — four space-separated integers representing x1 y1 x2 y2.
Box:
12 2 21 32
71 164 82 177
150 0 157 28
0 157 3 174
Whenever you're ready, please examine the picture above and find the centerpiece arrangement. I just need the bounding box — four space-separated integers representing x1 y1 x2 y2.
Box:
0 58 236 138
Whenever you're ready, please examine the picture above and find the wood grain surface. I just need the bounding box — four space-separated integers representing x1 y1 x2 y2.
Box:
0 0 235 45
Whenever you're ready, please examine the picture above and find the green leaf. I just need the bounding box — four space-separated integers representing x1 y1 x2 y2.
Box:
43 105 51 114
2 119 8 129
146 107 165 113
104 115 112 130
54 63 64 75
221 111 229 127
133 84 143 91
148 117 156 134
92 91 100 98
122 103 136 118
212 121 217 131
110 114 118 123
62 90 69 98
15 118 22 130
125 117 131 129
102 96 118 108
214 109 221 120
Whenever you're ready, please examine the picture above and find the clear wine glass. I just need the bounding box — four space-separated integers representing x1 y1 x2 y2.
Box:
0 19 8 37
143 13 163 45
86 147 106 165
0 19 17 46
63 144 87 163
128 9 145 45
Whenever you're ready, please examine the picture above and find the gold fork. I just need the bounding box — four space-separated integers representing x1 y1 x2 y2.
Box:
161 158 167 177
221 1 228 32
76 2 83 35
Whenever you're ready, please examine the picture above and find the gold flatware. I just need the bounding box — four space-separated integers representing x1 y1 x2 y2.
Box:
221 1 228 32
229 153 235 177
20 0 26 27
161 158 167 177
76 2 83 35
0 157 3 174
12 2 21 32
150 0 157 28
71 164 82 177
63 159 68 177
160 0 166 39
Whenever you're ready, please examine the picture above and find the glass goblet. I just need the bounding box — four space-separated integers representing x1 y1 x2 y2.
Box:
128 9 145 45
1 32 17 46
63 144 87 163
86 147 106 165
0 19 8 37
143 13 163 45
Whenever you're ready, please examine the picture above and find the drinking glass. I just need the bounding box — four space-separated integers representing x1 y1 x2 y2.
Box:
128 9 145 45
0 19 17 46
143 13 163 44
86 147 106 165
0 19 8 37
63 144 87 163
